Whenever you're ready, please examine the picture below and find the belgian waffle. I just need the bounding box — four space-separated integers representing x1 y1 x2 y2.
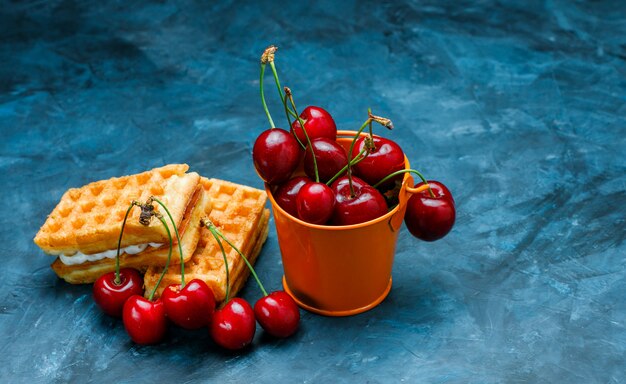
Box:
49 186 212 284
144 178 269 302
34 164 199 256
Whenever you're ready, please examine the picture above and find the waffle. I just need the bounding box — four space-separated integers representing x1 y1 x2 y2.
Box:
50 185 212 284
144 178 269 302
34 164 199 256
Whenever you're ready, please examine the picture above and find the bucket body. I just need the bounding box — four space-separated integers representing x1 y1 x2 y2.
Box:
266 131 413 316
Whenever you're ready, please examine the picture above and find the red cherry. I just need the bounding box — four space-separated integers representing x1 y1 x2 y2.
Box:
295 182 335 225
330 176 388 225
93 268 143 317
253 128 301 185
162 279 216 330
304 138 348 183
290 106 337 144
254 291 300 338
210 298 256 350
404 180 456 241
273 176 311 218
352 136 405 188
122 296 166 345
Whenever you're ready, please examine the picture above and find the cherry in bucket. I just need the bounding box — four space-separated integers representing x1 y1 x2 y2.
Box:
273 176 311 218
290 105 337 143
352 136 405 189
331 175 388 225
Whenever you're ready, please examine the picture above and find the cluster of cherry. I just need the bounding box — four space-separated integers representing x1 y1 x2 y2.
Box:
252 46 455 240
92 199 299 349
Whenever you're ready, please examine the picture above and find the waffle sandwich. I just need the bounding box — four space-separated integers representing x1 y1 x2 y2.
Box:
34 164 212 283
144 178 269 302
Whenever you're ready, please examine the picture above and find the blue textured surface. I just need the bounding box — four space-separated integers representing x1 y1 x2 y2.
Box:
1 1 625 382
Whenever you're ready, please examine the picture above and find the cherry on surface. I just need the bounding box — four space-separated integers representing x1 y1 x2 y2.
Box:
254 291 300 338
303 138 348 183
330 176 388 225
290 106 337 144
253 128 301 185
122 295 166 345
295 182 335 225
273 176 311 218
93 268 143 318
210 298 256 350
162 279 216 330
404 180 456 241
352 136 405 188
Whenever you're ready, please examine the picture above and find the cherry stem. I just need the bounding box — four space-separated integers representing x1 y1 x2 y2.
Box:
151 197 184 288
204 222 230 304
261 45 297 120
270 61 298 119
326 146 369 186
372 169 436 198
282 90 305 148
114 202 139 285
148 215 172 301
367 108 376 150
286 87 319 183
346 117 373 196
260 63 275 129
204 219 268 297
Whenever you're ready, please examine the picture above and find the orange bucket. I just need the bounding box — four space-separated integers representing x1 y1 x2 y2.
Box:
266 130 415 316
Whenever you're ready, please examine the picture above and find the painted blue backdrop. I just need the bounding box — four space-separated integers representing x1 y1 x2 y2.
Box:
1 1 625 382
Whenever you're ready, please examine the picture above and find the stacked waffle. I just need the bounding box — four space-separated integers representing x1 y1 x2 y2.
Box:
34 164 269 301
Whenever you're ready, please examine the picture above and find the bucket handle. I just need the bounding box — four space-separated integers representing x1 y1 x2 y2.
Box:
389 177 431 232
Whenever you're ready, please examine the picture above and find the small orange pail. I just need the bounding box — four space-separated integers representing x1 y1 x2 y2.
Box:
266 130 415 316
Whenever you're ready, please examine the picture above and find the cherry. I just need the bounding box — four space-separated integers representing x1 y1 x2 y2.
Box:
404 180 455 241
93 268 143 317
296 182 335 225
331 176 388 225
290 106 337 144
210 298 256 350
304 138 348 183
162 279 216 330
273 176 311 218
122 295 166 345
254 291 300 338
352 136 405 188
253 128 301 185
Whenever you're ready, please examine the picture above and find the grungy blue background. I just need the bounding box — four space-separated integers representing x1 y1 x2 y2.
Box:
1 1 625 383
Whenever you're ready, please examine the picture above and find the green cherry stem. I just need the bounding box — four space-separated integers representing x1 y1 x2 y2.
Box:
282 90 305 148
286 86 319 183
326 146 369 186
151 197 185 288
372 169 436 198
345 117 373 196
204 221 230 304
260 63 275 129
214 224 269 297
114 202 140 285
270 62 298 119
148 215 173 301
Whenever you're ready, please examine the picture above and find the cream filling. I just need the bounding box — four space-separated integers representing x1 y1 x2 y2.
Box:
58 243 163 266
